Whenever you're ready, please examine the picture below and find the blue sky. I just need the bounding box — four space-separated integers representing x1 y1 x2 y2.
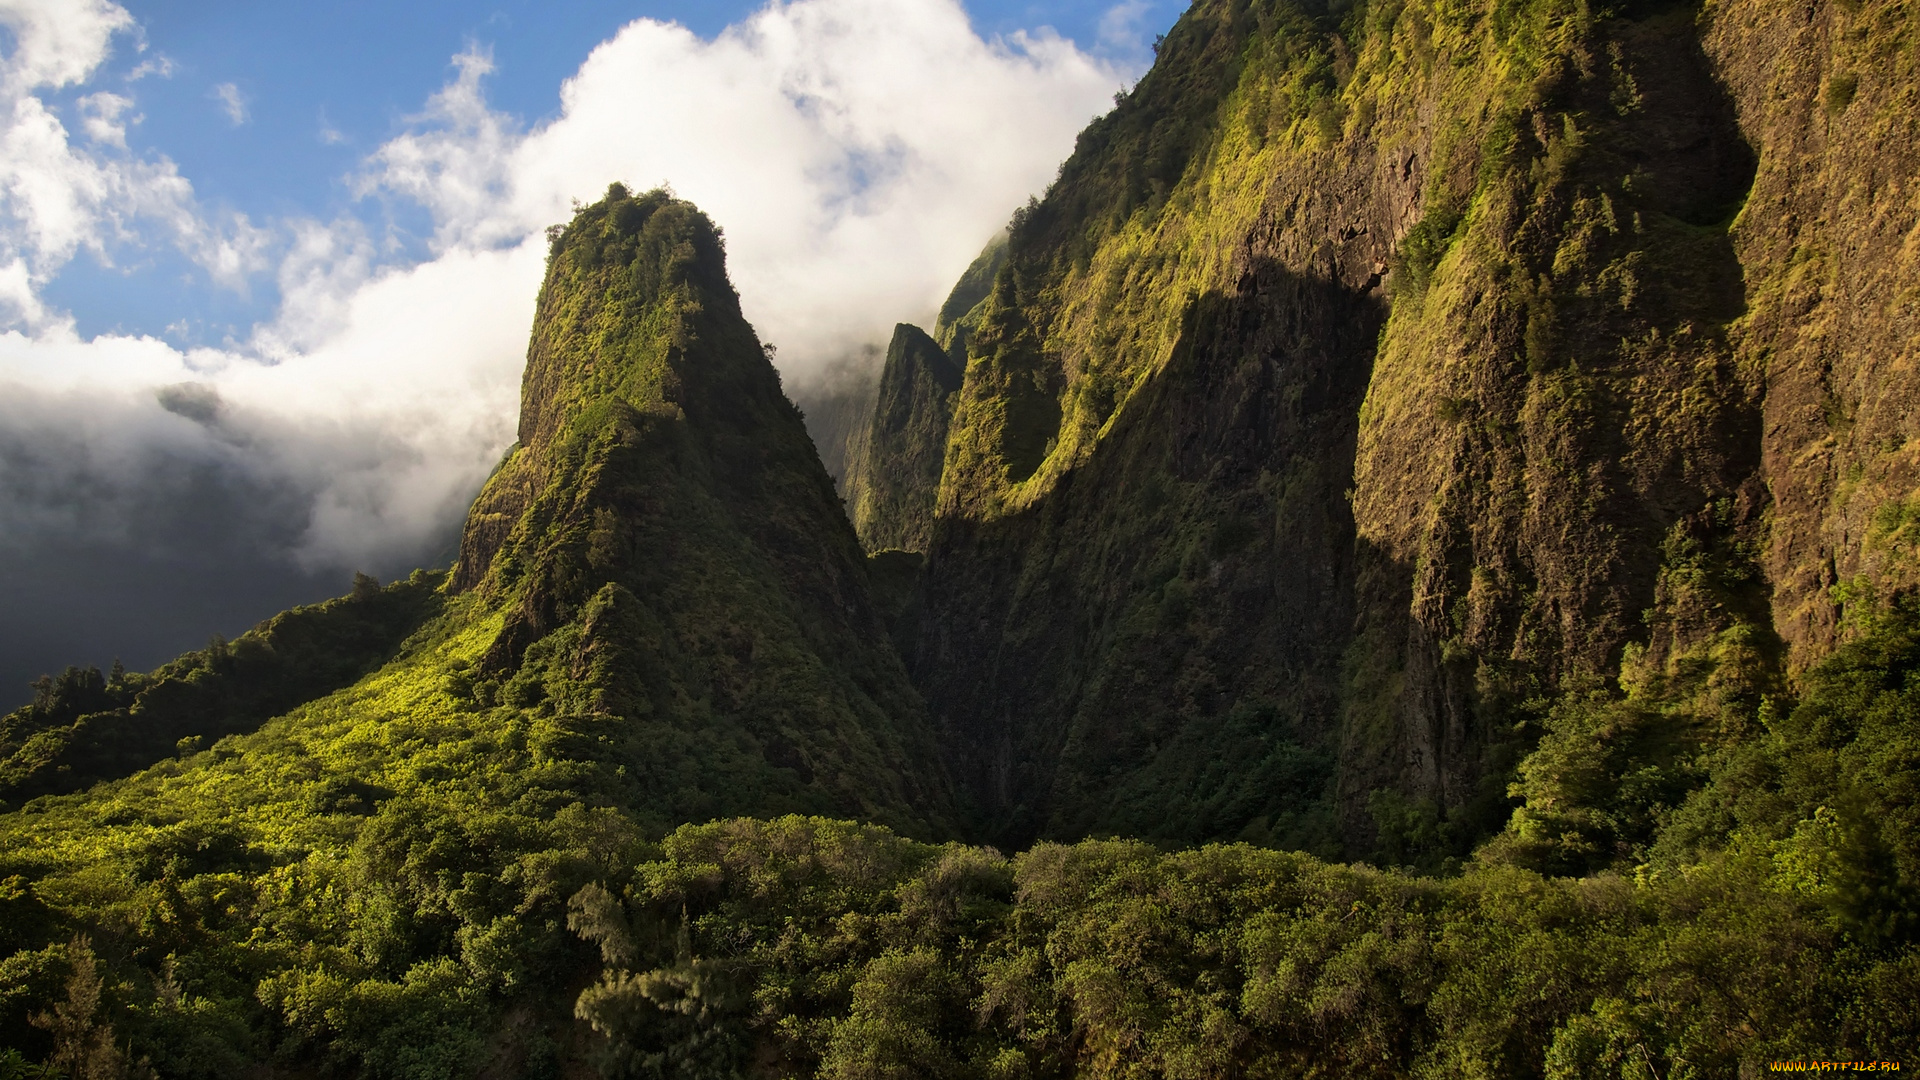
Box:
0 0 1186 700
30 0 1184 343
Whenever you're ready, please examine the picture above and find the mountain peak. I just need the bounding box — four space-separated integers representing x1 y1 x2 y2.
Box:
431 184 952 829
456 186 782 593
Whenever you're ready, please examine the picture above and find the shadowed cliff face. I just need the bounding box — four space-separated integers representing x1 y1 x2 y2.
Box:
832 235 1006 555
790 347 882 498
1 0 1900 870
918 260 1382 848
898 0 1829 854
5 6 1920 1075
645 0 1914 860
1342 6 1765 850
845 324 964 554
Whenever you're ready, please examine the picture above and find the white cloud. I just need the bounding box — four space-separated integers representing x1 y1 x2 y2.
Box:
0 256 47 325
126 53 173 81
0 0 269 324
0 0 131 95
212 81 247 125
360 47 516 248
0 239 537 570
76 90 133 146
366 0 1124 379
0 0 1130 579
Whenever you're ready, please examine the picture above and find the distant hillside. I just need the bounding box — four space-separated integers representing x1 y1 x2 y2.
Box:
789 348 881 495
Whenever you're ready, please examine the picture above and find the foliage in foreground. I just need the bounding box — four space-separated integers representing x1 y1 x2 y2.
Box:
2 600 1917 1078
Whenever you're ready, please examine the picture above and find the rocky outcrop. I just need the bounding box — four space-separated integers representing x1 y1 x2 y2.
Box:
1702 0 1920 664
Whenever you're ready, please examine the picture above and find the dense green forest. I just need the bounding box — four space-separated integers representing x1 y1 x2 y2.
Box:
1 600 1914 1075
5 0 1920 1074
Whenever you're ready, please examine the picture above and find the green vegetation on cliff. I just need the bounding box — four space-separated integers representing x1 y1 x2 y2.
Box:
905 0 1872 866
0 185 957 1075
839 233 1005 554
0 573 442 806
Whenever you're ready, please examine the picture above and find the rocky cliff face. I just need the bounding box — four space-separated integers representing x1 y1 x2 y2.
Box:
5 9 1914 1070
890 0 1920 854
1704 0 1920 663
4 0 1908 872
835 234 1005 554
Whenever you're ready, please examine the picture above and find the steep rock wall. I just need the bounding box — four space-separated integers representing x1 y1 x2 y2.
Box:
1704 0 1920 663
903 0 1915 853
917 0 1411 848
1341 2 1767 845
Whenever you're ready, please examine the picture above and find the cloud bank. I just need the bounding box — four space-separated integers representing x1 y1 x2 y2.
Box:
0 0 1128 692
370 0 1121 372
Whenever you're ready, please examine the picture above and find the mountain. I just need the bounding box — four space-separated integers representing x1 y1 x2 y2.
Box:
841 323 962 553
1 185 949 838
0 186 959 1076
445 185 950 835
899 0 1911 860
2 0 1918 1076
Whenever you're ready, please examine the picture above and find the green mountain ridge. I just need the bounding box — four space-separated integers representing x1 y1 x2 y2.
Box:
3 0 1918 1075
